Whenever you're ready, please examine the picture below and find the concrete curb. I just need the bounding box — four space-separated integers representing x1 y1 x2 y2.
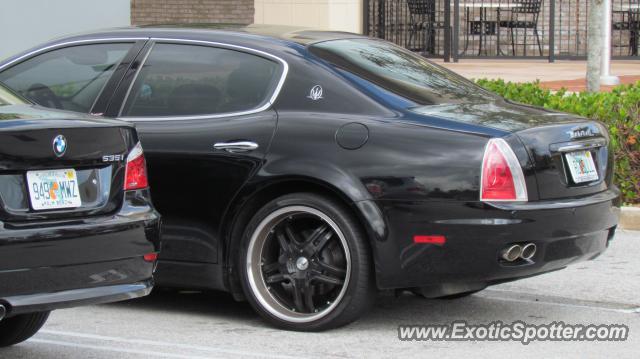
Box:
620 207 640 231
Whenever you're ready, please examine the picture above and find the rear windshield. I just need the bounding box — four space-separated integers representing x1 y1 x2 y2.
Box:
310 39 497 105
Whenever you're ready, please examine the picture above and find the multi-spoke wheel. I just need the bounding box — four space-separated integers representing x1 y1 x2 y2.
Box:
240 193 375 331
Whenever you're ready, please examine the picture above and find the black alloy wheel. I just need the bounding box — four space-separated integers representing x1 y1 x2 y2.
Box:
240 193 375 331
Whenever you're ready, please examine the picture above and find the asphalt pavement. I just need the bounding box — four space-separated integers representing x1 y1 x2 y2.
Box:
2 230 638 359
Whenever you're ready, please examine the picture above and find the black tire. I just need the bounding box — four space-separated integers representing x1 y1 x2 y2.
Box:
0 311 50 347
239 192 375 331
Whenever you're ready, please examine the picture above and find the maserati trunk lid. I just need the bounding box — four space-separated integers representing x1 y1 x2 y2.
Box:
412 100 614 200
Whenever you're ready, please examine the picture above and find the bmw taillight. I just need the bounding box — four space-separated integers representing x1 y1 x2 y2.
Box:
480 138 527 202
124 142 148 191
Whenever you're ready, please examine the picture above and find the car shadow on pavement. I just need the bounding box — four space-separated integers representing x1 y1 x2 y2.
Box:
106 288 259 321
105 288 547 331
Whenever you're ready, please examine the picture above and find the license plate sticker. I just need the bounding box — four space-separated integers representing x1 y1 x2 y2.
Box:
565 150 599 183
26 169 81 210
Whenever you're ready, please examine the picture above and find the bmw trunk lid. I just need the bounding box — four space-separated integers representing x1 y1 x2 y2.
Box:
0 105 136 221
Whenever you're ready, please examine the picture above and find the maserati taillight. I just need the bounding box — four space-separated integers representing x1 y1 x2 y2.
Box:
480 138 527 202
124 142 148 191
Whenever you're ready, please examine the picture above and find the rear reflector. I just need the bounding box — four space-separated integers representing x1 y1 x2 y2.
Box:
143 253 158 262
480 138 528 202
413 235 446 245
124 142 149 191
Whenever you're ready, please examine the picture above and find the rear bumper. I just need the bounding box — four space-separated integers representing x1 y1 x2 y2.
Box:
370 188 620 293
2 280 153 317
0 189 160 314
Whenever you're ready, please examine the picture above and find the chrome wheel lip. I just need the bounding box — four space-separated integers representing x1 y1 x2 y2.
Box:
246 205 352 323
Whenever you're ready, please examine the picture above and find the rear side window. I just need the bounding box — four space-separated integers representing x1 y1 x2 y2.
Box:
121 43 281 117
0 43 132 112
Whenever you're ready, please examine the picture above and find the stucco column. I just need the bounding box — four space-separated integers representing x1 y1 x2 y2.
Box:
254 0 364 34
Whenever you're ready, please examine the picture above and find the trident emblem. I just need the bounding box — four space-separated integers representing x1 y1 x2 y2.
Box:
307 85 324 101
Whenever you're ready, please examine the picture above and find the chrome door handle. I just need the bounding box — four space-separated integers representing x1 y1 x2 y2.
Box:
213 141 259 153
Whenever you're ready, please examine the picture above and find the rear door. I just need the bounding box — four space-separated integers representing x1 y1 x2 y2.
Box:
107 41 285 264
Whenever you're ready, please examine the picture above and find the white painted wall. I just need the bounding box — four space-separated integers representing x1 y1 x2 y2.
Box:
254 0 363 34
0 0 130 61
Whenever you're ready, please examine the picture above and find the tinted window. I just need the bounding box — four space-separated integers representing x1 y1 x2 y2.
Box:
0 43 132 112
310 39 497 105
0 83 27 106
121 44 280 117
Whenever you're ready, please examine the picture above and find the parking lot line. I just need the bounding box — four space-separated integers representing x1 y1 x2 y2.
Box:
479 289 640 314
39 330 302 359
30 338 214 359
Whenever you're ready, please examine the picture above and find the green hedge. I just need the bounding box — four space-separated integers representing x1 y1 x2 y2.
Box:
476 79 640 205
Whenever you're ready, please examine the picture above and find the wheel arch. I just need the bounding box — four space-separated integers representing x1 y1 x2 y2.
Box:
221 175 386 298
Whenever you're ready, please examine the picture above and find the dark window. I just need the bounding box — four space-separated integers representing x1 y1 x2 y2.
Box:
0 43 132 112
310 39 497 105
121 44 280 117
0 83 28 107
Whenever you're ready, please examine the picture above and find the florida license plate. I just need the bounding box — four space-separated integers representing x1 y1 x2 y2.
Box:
565 150 598 183
26 169 81 210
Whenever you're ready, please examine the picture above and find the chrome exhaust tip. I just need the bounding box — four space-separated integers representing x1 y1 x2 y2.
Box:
501 244 523 262
0 304 5 321
521 243 537 260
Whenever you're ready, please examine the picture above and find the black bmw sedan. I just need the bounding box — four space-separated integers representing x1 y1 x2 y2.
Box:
0 25 619 331
0 84 160 346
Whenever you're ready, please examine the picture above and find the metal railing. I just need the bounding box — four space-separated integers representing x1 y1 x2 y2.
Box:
364 0 452 58
363 0 640 61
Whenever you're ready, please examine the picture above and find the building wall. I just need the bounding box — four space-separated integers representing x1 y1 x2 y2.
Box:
0 0 130 61
254 0 363 34
131 0 254 25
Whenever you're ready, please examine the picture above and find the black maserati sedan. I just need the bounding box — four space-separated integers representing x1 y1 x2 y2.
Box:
0 83 160 346
0 25 619 331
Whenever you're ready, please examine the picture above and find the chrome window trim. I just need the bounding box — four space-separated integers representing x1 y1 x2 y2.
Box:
0 38 149 72
118 37 290 122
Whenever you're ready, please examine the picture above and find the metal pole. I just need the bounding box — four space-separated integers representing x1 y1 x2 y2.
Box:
549 0 555 62
363 0 370 35
377 0 385 39
600 0 620 85
444 0 451 62
453 0 460 62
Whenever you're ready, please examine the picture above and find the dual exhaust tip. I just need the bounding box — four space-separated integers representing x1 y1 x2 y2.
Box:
501 243 537 262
